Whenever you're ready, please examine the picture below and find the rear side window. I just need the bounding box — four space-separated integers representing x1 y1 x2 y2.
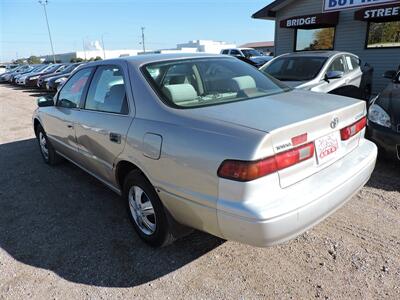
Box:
221 50 229 55
57 68 93 108
345 55 360 72
84 65 128 114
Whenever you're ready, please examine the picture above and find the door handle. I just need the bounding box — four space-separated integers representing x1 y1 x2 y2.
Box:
67 124 74 129
109 132 121 144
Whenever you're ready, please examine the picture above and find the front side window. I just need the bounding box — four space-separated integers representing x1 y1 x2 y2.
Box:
57 68 92 108
143 58 290 108
367 21 400 49
84 66 128 114
327 56 346 73
295 27 335 51
261 57 327 81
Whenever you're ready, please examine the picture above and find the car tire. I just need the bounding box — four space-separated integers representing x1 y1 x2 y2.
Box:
36 124 61 165
123 170 175 247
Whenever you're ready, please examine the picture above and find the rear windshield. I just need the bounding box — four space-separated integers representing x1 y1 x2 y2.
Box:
142 58 290 108
261 56 327 81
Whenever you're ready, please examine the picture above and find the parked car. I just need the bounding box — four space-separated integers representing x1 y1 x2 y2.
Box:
37 64 69 88
33 54 377 247
44 63 84 91
221 48 273 67
367 68 400 160
25 64 65 88
0 64 18 74
15 65 47 85
0 65 32 82
13 65 43 84
260 51 373 100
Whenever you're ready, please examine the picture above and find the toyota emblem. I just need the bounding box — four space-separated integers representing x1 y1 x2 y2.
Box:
330 117 339 129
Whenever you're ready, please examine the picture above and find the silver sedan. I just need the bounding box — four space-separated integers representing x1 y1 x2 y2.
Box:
32 54 377 247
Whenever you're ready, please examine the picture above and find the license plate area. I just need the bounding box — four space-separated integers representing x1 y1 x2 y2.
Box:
315 132 340 165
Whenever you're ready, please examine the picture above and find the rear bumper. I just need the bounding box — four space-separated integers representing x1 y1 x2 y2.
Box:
367 123 400 160
217 140 377 247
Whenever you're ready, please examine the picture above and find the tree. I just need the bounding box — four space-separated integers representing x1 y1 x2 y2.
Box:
27 56 41 64
94 56 102 61
14 59 26 64
70 57 84 63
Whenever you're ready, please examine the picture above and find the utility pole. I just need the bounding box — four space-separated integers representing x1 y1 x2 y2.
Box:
141 27 146 53
38 0 56 63
101 34 106 59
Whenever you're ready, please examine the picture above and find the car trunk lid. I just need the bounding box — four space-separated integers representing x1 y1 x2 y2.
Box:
187 89 367 188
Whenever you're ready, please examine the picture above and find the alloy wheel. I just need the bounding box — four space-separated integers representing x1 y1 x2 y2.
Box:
39 132 49 160
128 185 156 235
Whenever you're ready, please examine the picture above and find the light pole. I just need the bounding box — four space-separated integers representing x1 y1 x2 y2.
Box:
38 0 56 63
82 39 87 60
141 27 146 53
101 34 107 59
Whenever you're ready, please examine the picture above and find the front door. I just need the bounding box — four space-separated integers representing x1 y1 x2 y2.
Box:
43 67 94 162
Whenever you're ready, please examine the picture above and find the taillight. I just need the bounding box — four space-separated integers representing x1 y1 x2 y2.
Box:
218 142 315 182
340 117 366 141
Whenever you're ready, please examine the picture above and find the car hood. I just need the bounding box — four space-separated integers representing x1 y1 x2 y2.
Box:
250 56 272 64
185 89 362 133
49 73 70 81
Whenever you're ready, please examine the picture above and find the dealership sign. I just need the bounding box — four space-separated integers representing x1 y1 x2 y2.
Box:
323 0 399 12
280 12 339 28
354 3 400 21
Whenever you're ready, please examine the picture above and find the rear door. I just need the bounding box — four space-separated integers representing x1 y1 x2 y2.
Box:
343 54 364 98
74 63 134 184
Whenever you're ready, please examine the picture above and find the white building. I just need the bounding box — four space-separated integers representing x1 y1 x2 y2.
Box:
176 40 237 54
139 40 237 55
40 49 142 63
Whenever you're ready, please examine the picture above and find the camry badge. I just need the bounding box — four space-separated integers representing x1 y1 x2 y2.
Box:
330 117 339 129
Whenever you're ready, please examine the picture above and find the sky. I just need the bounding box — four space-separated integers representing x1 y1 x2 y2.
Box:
0 0 275 62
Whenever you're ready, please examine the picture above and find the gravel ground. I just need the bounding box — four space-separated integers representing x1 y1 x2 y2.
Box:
0 84 399 299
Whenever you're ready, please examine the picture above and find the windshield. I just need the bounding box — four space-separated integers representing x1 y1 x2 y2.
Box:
261 56 327 81
241 49 262 57
61 64 79 73
143 58 290 108
31 65 47 73
42 64 59 73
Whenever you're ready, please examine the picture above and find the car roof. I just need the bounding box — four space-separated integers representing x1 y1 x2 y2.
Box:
279 51 355 58
88 53 230 67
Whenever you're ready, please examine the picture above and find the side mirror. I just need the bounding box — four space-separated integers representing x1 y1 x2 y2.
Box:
383 70 397 80
325 71 344 81
37 95 54 107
